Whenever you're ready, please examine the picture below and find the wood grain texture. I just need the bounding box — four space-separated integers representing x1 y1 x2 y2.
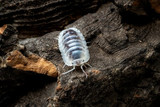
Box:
114 0 160 17
16 2 160 107
1 0 160 107
150 0 160 13
0 0 105 37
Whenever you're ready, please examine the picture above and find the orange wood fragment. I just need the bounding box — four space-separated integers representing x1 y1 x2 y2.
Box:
6 50 58 77
91 70 100 75
150 0 160 13
0 25 7 35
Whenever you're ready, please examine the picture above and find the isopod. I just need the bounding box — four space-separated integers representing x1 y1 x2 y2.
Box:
58 27 90 77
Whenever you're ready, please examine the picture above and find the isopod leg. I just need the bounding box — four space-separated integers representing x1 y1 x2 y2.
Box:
62 66 75 75
81 65 88 78
63 64 66 68
85 63 92 68
83 64 87 68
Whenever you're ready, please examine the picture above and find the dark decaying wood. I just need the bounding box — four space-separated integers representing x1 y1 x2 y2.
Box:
0 0 105 38
0 0 160 107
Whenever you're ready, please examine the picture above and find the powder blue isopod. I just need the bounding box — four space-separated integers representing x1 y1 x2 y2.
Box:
58 27 90 77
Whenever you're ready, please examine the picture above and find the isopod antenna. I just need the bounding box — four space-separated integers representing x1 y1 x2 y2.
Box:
81 65 88 78
62 66 75 75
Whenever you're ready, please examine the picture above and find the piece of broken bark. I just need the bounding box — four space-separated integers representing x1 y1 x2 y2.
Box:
54 3 160 107
6 50 58 77
0 24 7 35
0 24 58 77
114 0 160 17
0 0 159 38
0 0 106 38
1 0 160 107
0 24 18 56
12 2 160 107
150 0 160 13
114 0 147 15
0 23 58 106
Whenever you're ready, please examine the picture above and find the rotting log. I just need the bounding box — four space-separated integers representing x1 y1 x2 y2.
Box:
0 0 160 107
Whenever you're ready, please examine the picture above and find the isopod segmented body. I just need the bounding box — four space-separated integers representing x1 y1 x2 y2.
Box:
58 27 90 77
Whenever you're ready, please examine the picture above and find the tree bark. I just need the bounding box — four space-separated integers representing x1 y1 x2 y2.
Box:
0 0 105 38
0 0 160 107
